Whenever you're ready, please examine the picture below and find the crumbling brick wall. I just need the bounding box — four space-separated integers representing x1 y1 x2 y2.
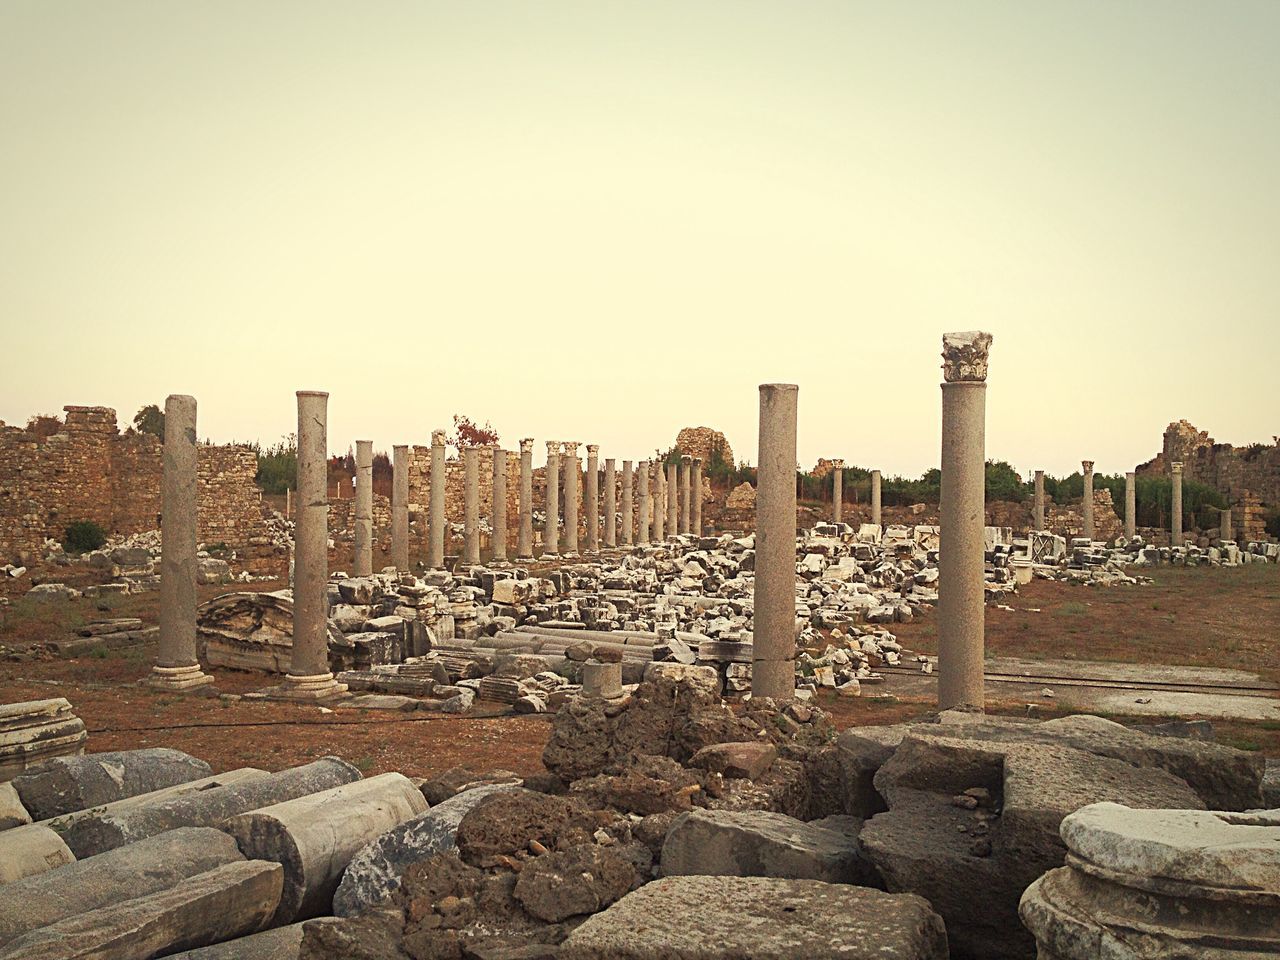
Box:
0 406 270 565
675 426 733 467
1140 420 1280 507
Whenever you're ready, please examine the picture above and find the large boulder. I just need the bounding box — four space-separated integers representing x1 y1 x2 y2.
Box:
559 875 947 959
660 808 878 886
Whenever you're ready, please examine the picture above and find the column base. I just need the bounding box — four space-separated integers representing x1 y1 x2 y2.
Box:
264 672 349 701
146 664 216 692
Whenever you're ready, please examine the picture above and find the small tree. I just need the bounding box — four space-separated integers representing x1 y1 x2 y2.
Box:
64 520 108 553
255 434 298 494
451 414 499 448
132 404 165 439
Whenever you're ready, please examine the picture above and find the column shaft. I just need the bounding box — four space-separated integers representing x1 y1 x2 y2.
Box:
428 433 447 569
492 448 508 562
637 461 650 545
666 461 678 538
871 469 882 528
621 460 634 545
517 439 534 559
603 458 616 548
753 383 798 699
392 445 410 570
1082 461 1095 541
543 443 560 557
938 382 987 711
1125 471 1136 539
463 447 480 564
354 440 373 576
832 462 843 524
152 394 212 689
564 444 580 556
1033 469 1045 531
692 458 703 535
289 391 337 686
1171 462 1183 545
586 446 600 553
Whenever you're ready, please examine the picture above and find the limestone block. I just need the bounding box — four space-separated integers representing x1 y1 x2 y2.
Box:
660 808 876 886
560 875 947 960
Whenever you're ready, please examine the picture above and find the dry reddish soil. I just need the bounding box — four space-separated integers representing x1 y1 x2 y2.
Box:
2 565 1277 776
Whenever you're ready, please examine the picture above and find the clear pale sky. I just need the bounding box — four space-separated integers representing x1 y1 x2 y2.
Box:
3 1 1277 478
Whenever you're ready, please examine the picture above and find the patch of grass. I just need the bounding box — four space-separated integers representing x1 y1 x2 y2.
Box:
352 755 375 773
1222 737 1262 752
89 646 109 659
1053 601 1089 617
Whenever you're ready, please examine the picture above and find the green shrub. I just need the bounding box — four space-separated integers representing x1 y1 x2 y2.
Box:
64 520 108 553
255 435 297 495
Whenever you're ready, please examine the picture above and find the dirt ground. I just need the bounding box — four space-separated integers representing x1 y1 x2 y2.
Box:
2 564 1277 776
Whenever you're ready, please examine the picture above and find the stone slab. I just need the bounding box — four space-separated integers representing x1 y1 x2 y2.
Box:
559 875 947 959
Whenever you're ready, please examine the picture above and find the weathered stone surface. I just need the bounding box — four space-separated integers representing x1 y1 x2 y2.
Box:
333 783 519 918
861 730 1206 960
56 757 360 857
0 783 31 830
661 808 877 886
688 742 777 780
227 772 427 925
10 747 212 821
165 922 305 959
559 875 948 959
0 859 283 960
419 767 522 806
0 822 75 884
512 843 635 922
1020 802 1280 960
0 826 245 946
296 910 407 960
0 698 87 782
455 788 597 868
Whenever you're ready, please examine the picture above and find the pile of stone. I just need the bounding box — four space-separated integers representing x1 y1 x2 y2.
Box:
0 698 86 783
0 564 25 580
1019 802 1280 958
1014 531 1278 587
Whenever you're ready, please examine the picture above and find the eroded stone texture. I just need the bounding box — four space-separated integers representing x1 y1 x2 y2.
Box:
513 843 634 922
10 747 211 821
560 876 948 960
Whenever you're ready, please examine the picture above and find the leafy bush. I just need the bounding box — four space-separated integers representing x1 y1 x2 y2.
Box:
64 520 108 553
132 404 165 439
255 435 297 495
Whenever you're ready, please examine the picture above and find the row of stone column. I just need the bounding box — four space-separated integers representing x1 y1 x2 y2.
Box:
1031 461 1188 544
829 461 881 527
364 439 709 572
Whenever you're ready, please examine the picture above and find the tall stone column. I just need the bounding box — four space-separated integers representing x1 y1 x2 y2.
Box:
832 459 844 523
150 394 214 691
637 460 651 545
937 332 992 712
1220 507 1232 542
585 444 600 553
426 431 447 569
678 458 691 534
1033 469 1045 531
871 469 882 528
1171 461 1184 546
542 442 560 558
603 458 616 548
463 447 480 564
1125 471 1136 539
1082 460 1095 541
391 445 410 570
655 462 667 541
491 447 508 563
353 440 374 576
281 391 344 699
563 442 580 556
753 383 798 699
621 460 634 545
692 457 703 535
666 461 678 539
517 438 534 559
